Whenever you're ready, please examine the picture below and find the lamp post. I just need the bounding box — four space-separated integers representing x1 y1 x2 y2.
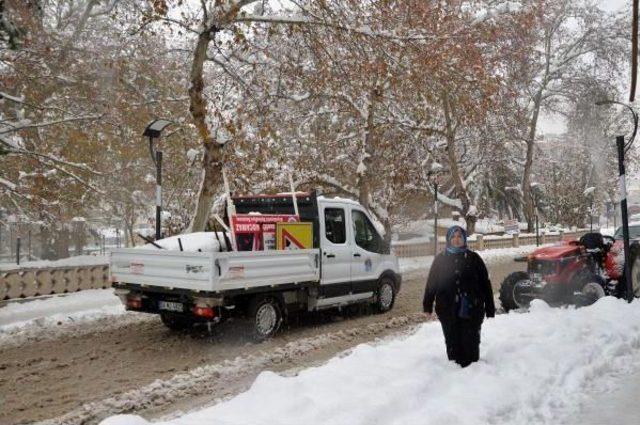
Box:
595 100 638 302
426 163 444 255
530 182 543 246
143 119 172 241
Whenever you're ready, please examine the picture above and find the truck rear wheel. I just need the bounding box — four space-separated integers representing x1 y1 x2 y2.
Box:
250 296 282 340
160 312 194 331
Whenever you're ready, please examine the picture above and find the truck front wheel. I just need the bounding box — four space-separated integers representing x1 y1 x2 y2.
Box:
250 296 282 340
160 312 194 331
375 277 396 313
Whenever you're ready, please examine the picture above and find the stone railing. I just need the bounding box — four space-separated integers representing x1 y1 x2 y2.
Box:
392 230 588 258
0 264 109 300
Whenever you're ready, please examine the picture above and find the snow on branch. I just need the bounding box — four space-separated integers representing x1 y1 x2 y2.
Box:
0 114 102 134
234 14 437 43
470 1 523 26
88 0 121 18
0 176 17 191
0 91 25 104
406 183 464 210
18 150 104 176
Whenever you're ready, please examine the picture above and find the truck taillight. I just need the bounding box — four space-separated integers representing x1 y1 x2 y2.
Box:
193 306 215 319
126 296 142 309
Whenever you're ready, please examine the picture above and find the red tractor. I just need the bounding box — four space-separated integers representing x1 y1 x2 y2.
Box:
499 231 640 311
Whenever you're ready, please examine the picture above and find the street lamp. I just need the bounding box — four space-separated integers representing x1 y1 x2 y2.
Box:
594 100 639 302
530 182 543 246
426 162 444 255
583 186 596 232
143 119 172 240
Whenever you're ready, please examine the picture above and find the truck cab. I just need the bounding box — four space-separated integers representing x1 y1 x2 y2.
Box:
317 196 399 300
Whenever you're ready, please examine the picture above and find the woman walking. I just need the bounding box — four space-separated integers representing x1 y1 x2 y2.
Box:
423 225 495 367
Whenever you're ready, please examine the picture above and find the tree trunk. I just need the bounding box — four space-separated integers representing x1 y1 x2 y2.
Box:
189 142 224 231
442 91 474 234
55 226 70 260
357 86 380 210
465 215 477 235
522 89 543 232
188 29 220 232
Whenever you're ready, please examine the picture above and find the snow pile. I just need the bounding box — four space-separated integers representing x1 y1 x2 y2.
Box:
398 256 435 274
0 254 108 271
102 297 640 425
136 232 226 252
399 244 544 274
0 289 123 332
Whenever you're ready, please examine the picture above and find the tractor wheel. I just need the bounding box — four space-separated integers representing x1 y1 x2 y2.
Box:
572 273 606 307
499 271 531 312
630 252 640 299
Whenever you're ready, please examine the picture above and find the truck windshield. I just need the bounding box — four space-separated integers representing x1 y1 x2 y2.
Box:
352 210 383 253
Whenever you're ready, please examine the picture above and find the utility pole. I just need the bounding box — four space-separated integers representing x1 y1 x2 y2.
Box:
155 150 163 240
595 100 638 301
433 179 439 255
617 135 634 302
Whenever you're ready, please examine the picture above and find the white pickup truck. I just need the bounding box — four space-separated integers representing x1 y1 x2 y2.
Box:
110 191 402 339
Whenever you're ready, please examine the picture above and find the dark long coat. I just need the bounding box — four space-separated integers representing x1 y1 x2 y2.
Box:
423 250 496 322
423 250 495 366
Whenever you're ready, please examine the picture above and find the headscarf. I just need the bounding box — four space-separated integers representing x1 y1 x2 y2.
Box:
445 225 468 254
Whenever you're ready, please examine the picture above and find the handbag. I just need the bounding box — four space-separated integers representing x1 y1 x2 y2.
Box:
456 293 473 319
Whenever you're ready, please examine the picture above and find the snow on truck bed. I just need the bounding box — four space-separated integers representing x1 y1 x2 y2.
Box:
102 297 640 425
134 232 226 252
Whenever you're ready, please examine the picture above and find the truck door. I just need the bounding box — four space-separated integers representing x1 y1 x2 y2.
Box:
320 206 352 288
350 209 384 289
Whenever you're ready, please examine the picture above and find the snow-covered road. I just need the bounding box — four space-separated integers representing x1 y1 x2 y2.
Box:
103 297 640 425
0 246 541 424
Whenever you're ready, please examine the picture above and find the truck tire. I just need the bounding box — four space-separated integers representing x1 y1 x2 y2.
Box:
160 312 194 331
499 271 530 312
375 277 396 313
250 296 282 340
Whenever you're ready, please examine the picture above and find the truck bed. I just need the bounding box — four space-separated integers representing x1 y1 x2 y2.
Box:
110 248 320 293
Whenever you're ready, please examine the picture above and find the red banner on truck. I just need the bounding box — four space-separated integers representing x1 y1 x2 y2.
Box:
231 214 299 251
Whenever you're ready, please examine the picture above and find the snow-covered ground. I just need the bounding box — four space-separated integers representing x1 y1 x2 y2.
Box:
102 297 640 425
0 289 125 347
0 289 122 331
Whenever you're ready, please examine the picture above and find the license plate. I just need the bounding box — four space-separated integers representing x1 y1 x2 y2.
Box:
158 301 183 312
